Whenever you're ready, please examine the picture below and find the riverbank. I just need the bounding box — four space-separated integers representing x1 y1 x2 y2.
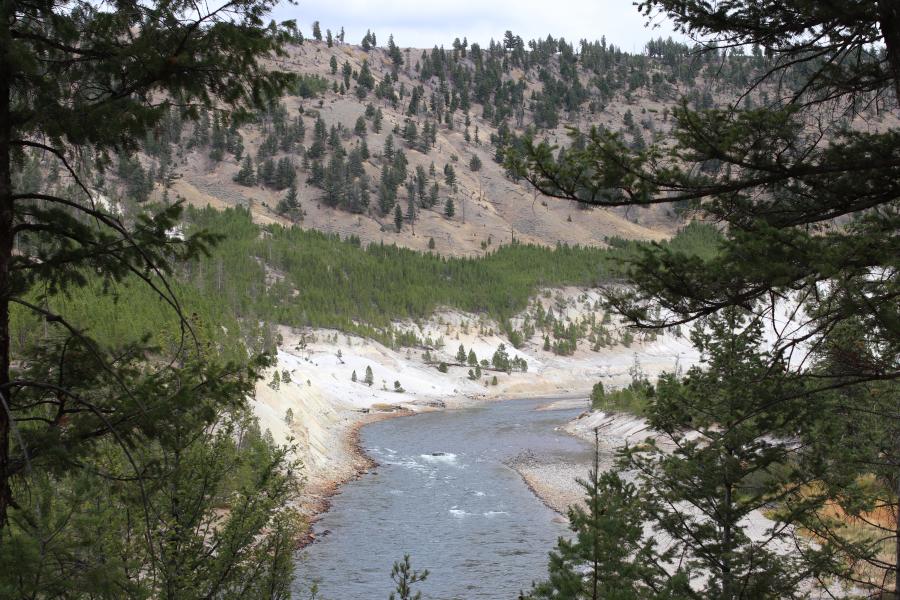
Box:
295 408 414 547
249 288 697 536
505 409 652 515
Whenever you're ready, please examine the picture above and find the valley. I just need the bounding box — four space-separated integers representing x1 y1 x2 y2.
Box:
4 1 898 597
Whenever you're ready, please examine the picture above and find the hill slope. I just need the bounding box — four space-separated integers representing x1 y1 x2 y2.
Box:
156 35 711 255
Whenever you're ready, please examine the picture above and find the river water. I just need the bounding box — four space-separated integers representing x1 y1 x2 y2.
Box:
295 398 593 599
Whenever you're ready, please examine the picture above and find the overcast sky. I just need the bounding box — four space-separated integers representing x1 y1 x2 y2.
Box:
272 0 685 52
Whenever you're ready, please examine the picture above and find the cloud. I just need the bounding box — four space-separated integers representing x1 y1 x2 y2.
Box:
272 0 684 51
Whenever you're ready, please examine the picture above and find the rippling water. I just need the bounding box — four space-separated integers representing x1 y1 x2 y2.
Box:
295 398 592 599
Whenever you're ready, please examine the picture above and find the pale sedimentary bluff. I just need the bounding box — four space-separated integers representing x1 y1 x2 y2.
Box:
250 287 699 514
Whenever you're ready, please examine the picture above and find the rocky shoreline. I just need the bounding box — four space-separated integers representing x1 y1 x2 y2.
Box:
507 410 651 517
296 407 415 548
506 450 586 516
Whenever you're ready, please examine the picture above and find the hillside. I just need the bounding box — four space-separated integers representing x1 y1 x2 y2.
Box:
144 34 731 255
57 30 889 257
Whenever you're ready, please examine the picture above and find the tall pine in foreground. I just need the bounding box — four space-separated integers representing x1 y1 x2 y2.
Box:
0 0 301 595
512 1 900 594
624 312 836 598
525 431 668 600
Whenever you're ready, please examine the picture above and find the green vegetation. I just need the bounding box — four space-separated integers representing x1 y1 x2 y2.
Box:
589 358 655 414
526 434 661 599
0 0 302 596
520 0 900 595
12 208 719 354
590 385 651 415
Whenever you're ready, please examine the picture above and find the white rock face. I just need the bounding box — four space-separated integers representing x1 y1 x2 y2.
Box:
249 286 699 492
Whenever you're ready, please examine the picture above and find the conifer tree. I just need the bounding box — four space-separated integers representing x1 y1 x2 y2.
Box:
406 180 417 232
388 554 428 600
512 3 900 593
355 115 367 137
373 108 384 133
443 163 456 186
357 60 375 91
621 312 828 596
394 203 403 232
429 182 440 207
364 365 374 386
527 432 665 600
234 156 257 186
277 182 302 222
388 34 404 69
384 133 395 161
209 113 226 162
403 121 418 148
342 61 353 89
258 157 276 187
444 197 455 218
0 0 299 592
312 21 322 41
456 344 466 363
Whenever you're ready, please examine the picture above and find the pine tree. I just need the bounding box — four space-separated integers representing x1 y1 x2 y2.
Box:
388 555 428 600
357 59 375 90
0 0 300 593
619 311 822 596
406 180 417 232
527 432 665 599
443 163 456 186
444 197 455 218
512 2 900 594
258 157 276 187
373 108 383 133
209 113 226 162
429 182 439 207
364 365 374 386
312 20 322 41
387 34 404 69
330 55 338 75
383 133 395 161
274 157 296 190
342 61 353 88
393 203 403 232
233 156 257 186
403 121 418 148
455 344 466 363
276 183 302 222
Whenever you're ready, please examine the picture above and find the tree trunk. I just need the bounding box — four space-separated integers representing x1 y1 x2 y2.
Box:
895 470 899 598
0 0 13 531
722 481 733 600
878 0 900 101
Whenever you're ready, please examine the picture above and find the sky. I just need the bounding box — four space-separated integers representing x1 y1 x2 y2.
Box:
271 0 685 52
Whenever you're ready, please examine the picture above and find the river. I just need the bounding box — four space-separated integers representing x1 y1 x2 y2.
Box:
295 397 593 599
